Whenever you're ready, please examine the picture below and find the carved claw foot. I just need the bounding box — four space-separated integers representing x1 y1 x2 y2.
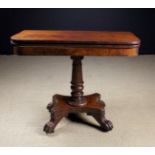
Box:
47 103 53 112
100 119 113 131
43 121 55 133
44 98 65 134
93 109 113 132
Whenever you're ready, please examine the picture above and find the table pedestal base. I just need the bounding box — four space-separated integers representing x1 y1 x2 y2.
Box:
44 56 113 133
44 93 113 133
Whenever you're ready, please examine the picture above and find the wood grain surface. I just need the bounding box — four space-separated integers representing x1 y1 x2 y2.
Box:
11 30 140 56
11 30 140 45
13 45 139 56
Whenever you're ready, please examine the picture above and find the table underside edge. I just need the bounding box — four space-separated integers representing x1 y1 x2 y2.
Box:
13 45 139 56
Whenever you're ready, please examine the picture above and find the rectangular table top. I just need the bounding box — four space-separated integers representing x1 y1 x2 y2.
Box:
11 30 140 45
11 30 140 56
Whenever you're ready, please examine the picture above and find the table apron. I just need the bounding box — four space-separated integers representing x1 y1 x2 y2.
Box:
13 45 139 56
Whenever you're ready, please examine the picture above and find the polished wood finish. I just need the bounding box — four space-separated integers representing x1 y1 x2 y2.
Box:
11 30 140 133
11 30 140 56
69 56 86 106
13 45 139 56
43 56 113 133
44 93 113 133
11 30 140 45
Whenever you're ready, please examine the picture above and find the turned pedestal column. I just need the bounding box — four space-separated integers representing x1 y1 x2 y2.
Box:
69 56 86 106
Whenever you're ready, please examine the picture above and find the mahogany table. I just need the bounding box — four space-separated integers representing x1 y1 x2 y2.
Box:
11 30 140 133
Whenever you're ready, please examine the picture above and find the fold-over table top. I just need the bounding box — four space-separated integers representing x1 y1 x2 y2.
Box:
11 30 140 56
11 30 140 45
